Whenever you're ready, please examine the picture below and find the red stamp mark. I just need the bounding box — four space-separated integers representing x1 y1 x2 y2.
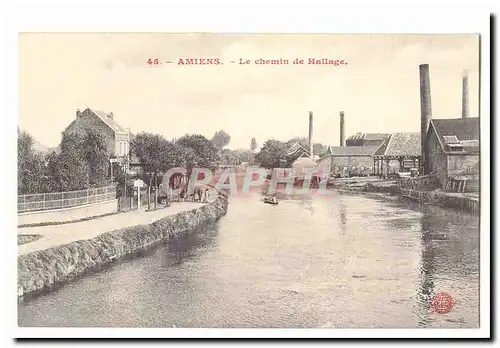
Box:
431 292 455 314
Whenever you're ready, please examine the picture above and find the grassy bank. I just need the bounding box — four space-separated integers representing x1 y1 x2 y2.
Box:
18 193 228 298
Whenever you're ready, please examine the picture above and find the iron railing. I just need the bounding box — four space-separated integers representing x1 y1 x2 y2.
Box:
18 185 117 213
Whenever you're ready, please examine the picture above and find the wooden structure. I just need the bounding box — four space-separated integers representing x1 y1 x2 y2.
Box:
373 132 421 178
425 117 479 188
316 145 378 176
396 173 441 191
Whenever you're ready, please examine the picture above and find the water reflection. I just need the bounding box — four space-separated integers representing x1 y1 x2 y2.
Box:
18 192 479 328
416 215 435 327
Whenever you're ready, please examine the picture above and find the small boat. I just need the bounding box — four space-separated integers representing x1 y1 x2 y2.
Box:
264 197 279 205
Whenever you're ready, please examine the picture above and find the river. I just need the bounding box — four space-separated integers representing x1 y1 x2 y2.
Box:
18 191 479 328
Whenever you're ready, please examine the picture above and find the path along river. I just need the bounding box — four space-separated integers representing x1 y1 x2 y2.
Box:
18 191 479 328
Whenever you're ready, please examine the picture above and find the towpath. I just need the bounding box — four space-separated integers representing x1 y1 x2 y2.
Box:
18 201 210 256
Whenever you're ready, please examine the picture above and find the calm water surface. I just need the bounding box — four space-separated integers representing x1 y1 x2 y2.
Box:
18 192 479 328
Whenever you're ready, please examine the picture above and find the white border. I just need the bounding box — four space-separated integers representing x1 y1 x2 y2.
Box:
3 0 493 341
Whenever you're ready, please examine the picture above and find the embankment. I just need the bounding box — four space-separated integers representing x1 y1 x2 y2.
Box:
18 193 228 298
395 188 480 214
336 180 479 214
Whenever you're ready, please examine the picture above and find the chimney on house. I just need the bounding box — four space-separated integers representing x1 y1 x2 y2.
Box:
462 70 469 118
308 111 313 158
340 111 345 146
419 64 432 175
76 109 81 118
108 112 114 119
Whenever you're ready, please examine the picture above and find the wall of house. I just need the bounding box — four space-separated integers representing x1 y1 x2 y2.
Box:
65 109 116 156
317 155 374 173
317 157 333 173
426 130 448 187
115 132 130 157
447 154 479 176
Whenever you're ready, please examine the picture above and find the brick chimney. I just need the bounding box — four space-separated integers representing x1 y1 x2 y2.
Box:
308 111 313 158
462 70 469 118
108 112 114 119
340 111 345 146
419 64 432 174
76 109 81 118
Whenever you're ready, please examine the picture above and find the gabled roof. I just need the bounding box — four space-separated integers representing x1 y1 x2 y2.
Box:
375 132 421 157
443 135 459 144
88 108 128 133
430 118 480 154
286 146 312 163
346 133 363 141
322 145 379 158
346 133 390 142
363 133 391 141
286 142 311 158
286 141 303 155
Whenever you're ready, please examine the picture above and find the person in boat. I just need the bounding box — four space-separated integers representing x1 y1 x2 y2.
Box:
267 195 278 203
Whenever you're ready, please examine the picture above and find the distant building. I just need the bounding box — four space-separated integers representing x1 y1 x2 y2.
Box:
317 145 378 175
373 132 421 177
345 133 390 147
425 118 479 188
285 142 310 161
64 108 131 159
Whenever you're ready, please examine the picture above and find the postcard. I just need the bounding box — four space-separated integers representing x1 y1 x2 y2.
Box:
11 8 491 340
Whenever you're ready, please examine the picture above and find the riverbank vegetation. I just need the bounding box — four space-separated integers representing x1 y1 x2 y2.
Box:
18 129 110 194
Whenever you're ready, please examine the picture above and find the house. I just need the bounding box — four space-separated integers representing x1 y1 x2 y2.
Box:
425 118 479 189
317 145 378 175
63 108 131 159
285 142 312 165
345 133 390 147
373 132 421 177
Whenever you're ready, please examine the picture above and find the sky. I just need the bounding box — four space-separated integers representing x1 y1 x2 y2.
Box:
18 33 480 150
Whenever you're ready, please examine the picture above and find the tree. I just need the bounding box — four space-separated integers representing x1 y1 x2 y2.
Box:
313 143 328 157
177 134 220 171
130 132 170 199
254 139 289 168
17 131 49 194
211 130 231 150
46 132 90 192
250 137 258 152
161 142 198 171
287 137 327 157
82 130 110 187
131 133 169 172
221 148 238 165
287 137 309 149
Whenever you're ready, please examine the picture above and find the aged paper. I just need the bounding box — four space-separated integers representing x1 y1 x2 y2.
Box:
15 30 487 339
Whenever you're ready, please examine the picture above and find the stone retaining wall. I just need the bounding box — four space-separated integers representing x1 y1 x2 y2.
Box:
18 193 228 298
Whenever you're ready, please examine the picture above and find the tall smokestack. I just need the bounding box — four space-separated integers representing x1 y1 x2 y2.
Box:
308 111 313 158
462 70 469 118
340 111 345 146
419 64 432 175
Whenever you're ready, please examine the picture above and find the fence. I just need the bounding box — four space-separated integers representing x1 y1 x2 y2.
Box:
396 173 441 191
18 185 117 213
